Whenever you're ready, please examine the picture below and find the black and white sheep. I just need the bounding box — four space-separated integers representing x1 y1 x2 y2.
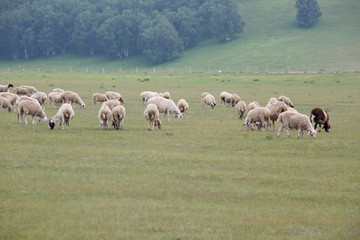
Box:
146 97 183 120
111 105 126 130
243 107 271 131
310 107 331 132
17 99 47 124
277 111 317 138
0 84 14 92
144 103 162 131
49 103 75 130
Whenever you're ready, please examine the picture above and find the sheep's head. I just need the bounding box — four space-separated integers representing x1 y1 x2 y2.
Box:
308 130 317 138
40 116 48 123
49 120 55 129
175 113 183 119
323 121 331 132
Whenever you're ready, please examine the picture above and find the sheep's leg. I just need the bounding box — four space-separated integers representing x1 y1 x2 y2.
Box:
277 125 283 137
285 128 291 137
32 116 36 124
297 129 303 139
24 115 28 125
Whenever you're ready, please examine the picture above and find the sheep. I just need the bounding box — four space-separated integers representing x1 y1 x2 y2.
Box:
144 103 162 131
248 101 260 111
162 91 171 99
0 96 12 112
111 105 126 130
0 92 19 110
277 111 317 139
13 86 31 96
31 92 47 110
48 103 75 130
60 91 86 108
201 92 210 99
48 91 63 108
92 93 109 105
201 93 216 109
98 103 112 130
140 91 161 104
243 107 271 131
18 85 38 94
265 97 278 108
17 99 47 124
0 83 14 92
146 97 183 120
278 95 294 108
52 88 65 93
266 101 288 131
310 107 331 132
103 99 121 110
235 100 247 119
105 91 125 104
177 99 189 114
220 91 230 105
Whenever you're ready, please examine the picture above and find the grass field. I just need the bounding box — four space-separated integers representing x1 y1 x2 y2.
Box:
0 72 359 239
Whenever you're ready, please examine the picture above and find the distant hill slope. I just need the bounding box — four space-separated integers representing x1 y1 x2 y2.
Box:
1 0 359 72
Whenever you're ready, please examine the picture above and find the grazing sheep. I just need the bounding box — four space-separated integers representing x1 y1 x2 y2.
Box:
52 88 65 93
140 91 161 104
13 86 31 96
201 92 210 99
0 83 14 92
265 97 278 108
159 91 171 99
146 97 183 120
278 95 294 108
235 100 247 119
103 99 121 110
92 93 109 105
266 101 288 131
111 105 126 130
17 99 47 124
243 107 271 131
310 107 331 132
18 85 38 94
220 91 230 105
98 103 112 130
144 103 162 131
105 91 125 104
48 103 75 130
248 101 260 111
0 92 19 110
201 93 216 109
0 96 12 112
48 91 63 108
31 92 47 110
277 111 317 139
60 91 86 108
177 99 189 114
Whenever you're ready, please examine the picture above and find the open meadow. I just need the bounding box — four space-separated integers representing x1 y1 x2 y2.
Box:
0 72 359 239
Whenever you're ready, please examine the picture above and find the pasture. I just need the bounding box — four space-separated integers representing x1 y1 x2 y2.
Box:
0 72 359 239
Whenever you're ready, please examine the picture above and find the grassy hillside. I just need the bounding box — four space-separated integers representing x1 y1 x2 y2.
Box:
0 0 359 72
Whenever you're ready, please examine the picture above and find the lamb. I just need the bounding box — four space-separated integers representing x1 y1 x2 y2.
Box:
146 97 183 120
111 105 126 130
248 101 260 111
266 101 288 131
201 93 216 109
98 103 112 130
17 99 47 124
48 103 75 130
235 100 247 119
277 111 317 138
60 91 86 108
140 91 161 104
0 92 19 110
31 92 47 110
243 107 271 131
103 99 121 110
48 91 63 108
144 103 162 131
310 107 331 132
278 95 294 108
92 93 109 105
0 96 12 112
0 84 14 92
105 91 125 104
177 99 189 114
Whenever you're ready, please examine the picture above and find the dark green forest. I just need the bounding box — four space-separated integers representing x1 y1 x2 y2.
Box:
0 0 244 63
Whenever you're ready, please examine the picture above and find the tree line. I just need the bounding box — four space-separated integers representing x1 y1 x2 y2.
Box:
0 0 244 63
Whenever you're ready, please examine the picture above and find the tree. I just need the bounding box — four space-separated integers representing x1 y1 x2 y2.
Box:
295 0 322 28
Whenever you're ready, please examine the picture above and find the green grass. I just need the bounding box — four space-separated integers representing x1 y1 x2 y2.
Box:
0 72 359 239
1 0 359 73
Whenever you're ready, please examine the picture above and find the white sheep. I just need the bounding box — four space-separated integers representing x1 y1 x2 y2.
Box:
266 101 288 131
31 92 47 110
0 83 14 92
243 107 271 131
18 85 38 95
103 99 121 110
235 100 247 119
201 92 210 99
60 91 86 108
144 103 162 131
98 103 112 130
162 91 171 99
13 86 31 96
248 101 260 111
177 99 189 114
105 91 125 104
0 96 12 112
52 88 65 93
220 91 230 105
48 91 63 108
92 93 109 105
48 103 75 130
265 97 278 108
140 91 161 104
111 105 126 130
0 92 19 110
17 99 47 124
146 97 183 120
277 111 317 138
201 93 216 109
278 95 294 108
